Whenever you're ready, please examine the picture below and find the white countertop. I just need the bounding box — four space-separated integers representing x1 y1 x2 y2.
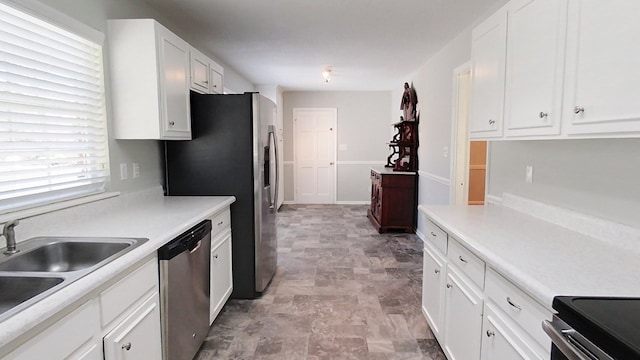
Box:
0 187 235 349
419 202 640 311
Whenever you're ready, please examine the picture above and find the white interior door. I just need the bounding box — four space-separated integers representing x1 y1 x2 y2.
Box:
294 108 336 204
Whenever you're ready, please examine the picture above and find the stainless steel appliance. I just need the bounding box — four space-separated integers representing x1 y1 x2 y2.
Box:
543 296 640 360
158 220 212 360
164 92 278 299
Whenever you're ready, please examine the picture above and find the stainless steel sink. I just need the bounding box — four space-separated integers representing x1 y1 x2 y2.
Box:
0 241 130 272
0 236 148 321
0 276 63 316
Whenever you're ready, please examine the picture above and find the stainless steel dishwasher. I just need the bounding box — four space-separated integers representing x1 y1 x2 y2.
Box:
158 220 211 360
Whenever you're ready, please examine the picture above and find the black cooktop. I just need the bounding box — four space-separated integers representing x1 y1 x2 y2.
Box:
553 296 640 360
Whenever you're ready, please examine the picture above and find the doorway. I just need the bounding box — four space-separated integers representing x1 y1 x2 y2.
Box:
451 62 487 205
293 108 337 204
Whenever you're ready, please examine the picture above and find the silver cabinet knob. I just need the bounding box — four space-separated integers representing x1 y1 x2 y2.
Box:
539 112 548 118
213 254 219 259
488 119 495 125
169 121 175 126
458 255 467 263
486 330 495 337
446 283 452 289
122 342 132 351
430 232 437 237
329 162 334 165
434 269 440 274
574 106 585 114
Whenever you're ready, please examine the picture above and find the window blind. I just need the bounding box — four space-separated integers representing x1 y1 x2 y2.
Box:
0 2 110 214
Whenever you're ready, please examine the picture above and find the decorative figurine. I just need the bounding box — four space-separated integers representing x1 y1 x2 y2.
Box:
400 82 418 121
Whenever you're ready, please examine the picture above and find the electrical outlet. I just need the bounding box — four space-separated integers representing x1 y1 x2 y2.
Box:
526 165 533 184
120 163 128 180
132 162 140 179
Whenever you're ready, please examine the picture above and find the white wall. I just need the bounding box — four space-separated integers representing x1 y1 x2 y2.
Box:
397 29 474 234
488 139 640 228
282 91 392 203
35 0 254 193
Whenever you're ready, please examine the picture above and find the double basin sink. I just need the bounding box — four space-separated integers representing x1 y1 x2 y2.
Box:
0 237 148 322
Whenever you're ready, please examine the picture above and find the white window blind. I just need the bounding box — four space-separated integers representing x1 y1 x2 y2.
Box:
0 1 110 214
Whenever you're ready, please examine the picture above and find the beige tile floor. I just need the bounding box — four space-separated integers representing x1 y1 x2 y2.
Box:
195 204 446 360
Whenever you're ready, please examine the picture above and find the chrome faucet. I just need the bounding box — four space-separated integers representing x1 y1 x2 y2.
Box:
2 220 20 255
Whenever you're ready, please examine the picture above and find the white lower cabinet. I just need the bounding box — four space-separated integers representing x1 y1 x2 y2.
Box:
421 241 446 341
3 256 162 360
443 265 484 360
5 299 101 360
481 303 542 360
210 231 233 324
103 293 162 360
422 219 551 360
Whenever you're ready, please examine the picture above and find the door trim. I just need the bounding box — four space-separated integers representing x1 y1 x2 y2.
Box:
450 61 472 205
292 107 338 204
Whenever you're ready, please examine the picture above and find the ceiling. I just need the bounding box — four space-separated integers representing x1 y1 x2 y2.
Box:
142 0 503 91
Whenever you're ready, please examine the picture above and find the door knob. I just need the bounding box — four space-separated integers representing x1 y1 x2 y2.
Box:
329 162 334 165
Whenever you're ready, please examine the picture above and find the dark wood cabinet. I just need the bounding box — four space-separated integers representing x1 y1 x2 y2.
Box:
367 168 417 233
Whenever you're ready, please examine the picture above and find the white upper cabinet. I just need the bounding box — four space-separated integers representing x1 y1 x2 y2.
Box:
190 48 210 94
469 7 508 139
108 19 191 140
471 1 640 140
503 0 568 137
563 1 640 136
209 64 224 94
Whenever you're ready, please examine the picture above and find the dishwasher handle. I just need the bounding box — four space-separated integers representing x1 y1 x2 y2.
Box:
158 220 212 260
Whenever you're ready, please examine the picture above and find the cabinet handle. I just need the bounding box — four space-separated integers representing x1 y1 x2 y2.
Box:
430 231 437 237
573 106 585 114
213 254 219 259
506 296 522 310
486 330 495 338
329 162 334 165
203 80 209 84
122 342 132 351
169 121 175 126
217 221 224 226
458 255 467 263
488 119 495 125
539 112 548 118
434 269 440 274
446 283 452 289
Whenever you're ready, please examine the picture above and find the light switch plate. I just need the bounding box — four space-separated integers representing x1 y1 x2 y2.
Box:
132 162 140 179
526 165 533 184
120 163 128 180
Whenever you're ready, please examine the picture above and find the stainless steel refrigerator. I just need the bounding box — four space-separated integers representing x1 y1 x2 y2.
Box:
164 92 278 299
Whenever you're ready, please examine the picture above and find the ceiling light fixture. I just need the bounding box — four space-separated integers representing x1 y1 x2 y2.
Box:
322 68 331 83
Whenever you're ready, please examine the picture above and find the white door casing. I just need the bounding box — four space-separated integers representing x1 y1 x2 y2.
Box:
293 108 337 204
451 62 472 205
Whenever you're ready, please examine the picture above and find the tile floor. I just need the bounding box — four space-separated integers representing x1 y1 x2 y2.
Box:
195 204 446 360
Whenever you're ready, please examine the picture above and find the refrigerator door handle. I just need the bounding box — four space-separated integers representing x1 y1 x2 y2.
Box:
268 126 279 211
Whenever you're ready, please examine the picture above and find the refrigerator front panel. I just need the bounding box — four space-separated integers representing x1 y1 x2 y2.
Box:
165 92 268 298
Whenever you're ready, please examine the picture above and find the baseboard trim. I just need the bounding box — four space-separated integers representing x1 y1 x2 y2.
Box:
336 201 370 205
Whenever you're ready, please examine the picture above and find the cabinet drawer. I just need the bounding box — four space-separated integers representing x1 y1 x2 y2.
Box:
447 239 485 289
99 257 158 327
485 268 552 352
425 220 448 255
210 208 231 237
6 299 99 359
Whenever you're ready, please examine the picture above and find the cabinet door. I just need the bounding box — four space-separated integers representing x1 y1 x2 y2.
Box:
210 232 233 324
563 1 640 135
481 303 544 360
504 0 567 137
190 49 210 93
209 68 223 94
443 267 483 360
103 293 162 360
157 26 191 139
422 244 446 341
469 7 507 139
